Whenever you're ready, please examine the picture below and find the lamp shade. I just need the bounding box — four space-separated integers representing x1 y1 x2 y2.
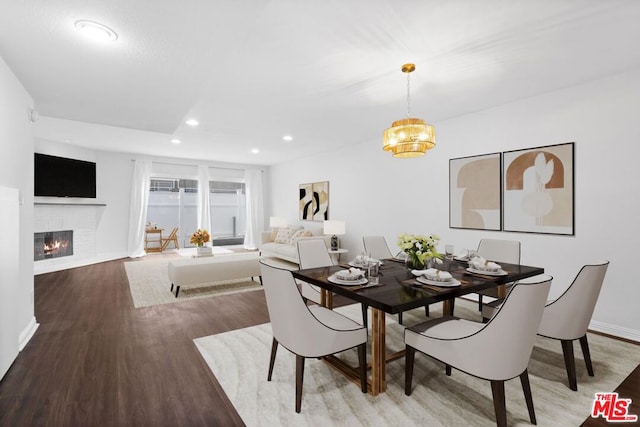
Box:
269 216 287 228
323 220 346 236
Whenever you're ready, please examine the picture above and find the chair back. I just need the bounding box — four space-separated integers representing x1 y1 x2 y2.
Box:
538 261 609 340
260 261 351 356
363 236 394 259
470 275 552 380
477 238 520 264
297 239 333 268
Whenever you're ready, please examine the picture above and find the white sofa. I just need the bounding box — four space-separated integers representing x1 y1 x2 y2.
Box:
259 227 331 264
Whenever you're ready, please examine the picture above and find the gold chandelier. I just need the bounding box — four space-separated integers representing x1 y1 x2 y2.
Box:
382 63 436 158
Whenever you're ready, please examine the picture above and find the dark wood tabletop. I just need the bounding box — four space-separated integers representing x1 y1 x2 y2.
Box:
292 258 544 315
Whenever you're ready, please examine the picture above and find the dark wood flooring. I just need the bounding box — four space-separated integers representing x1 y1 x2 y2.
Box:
0 257 638 426
0 257 269 426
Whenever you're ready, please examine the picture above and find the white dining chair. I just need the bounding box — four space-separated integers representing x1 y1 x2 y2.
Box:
297 238 334 305
260 261 368 413
362 235 395 260
475 238 521 312
297 238 369 328
405 274 552 427
537 261 609 391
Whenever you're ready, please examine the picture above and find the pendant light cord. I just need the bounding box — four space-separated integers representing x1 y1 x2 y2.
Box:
406 72 411 118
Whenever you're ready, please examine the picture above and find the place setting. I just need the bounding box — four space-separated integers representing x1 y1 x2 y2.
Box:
465 256 508 278
327 266 383 290
407 268 462 292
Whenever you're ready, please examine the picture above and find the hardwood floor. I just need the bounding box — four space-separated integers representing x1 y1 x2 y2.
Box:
0 257 269 426
0 257 638 426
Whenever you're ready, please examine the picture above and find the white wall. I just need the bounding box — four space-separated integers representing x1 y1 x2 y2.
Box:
0 55 37 360
269 68 640 341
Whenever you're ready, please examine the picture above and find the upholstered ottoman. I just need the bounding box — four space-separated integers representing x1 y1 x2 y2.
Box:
167 252 261 297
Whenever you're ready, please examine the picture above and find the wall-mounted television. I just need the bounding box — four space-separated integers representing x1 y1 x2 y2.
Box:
34 153 97 198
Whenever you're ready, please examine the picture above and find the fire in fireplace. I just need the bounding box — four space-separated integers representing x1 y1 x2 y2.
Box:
34 230 73 261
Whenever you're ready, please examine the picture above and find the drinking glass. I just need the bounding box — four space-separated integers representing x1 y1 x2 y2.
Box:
468 249 478 260
445 244 455 260
367 260 380 285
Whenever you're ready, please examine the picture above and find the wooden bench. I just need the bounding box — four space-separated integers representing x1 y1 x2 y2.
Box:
167 252 261 297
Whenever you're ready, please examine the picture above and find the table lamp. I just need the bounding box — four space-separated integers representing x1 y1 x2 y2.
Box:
323 220 346 251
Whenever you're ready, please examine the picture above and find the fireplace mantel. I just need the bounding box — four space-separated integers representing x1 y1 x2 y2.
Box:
34 197 106 206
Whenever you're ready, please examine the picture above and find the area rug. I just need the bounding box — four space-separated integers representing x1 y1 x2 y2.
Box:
194 299 640 426
124 258 262 308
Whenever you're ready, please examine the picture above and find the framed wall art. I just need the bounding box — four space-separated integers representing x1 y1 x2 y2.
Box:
502 142 574 235
449 153 502 231
299 181 329 221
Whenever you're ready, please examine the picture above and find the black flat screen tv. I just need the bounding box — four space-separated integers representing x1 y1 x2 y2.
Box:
34 153 97 198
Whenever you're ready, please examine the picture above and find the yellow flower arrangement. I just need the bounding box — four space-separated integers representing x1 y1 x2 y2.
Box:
190 229 210 247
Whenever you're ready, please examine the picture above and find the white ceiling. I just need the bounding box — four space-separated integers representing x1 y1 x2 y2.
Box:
2 0 640 165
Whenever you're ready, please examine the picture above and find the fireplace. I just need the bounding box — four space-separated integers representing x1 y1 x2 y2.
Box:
34 230 73 261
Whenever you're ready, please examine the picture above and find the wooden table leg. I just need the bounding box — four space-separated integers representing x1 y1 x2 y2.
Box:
370 308 386 395
497 285 506 299
443 299 454 316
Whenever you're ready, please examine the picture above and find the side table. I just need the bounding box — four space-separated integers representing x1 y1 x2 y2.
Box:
328 248 349 264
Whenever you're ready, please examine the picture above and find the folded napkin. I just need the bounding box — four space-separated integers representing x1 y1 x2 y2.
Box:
470 257 501 271
336 268 364 280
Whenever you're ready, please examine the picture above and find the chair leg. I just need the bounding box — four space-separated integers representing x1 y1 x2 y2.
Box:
579 334 594 376
445 364 452 376
358 343 367 393
398 312 403 325
361 304 368 329
175 286 180 298
478 294 483 311
267 338 278 381
170 283 174 292
561 339 578 391
424 304 429 317
520 369 537 425
405 345 415 396
490 380 507 427
295 355 305 413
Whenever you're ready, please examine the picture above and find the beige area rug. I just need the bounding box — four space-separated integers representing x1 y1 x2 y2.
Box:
194 299 640 426
124 257 262 308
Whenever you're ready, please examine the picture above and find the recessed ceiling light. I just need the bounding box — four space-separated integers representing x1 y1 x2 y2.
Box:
185 119 199 126
74 20 118 42
251 148 260 154
283 135 293 141
171 139 181 144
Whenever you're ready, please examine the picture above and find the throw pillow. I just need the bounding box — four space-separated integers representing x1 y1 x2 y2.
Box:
274 227 296 244
269 227 279 242
289 229 312 246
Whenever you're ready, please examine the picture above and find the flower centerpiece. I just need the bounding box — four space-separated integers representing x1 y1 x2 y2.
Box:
397 233 443 269
190 229 210 247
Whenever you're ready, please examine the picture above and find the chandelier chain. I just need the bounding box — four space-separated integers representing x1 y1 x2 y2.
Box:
406 72 411 118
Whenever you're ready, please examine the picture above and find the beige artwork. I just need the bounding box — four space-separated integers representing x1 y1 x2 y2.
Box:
503 143 574 235
449 153 501 230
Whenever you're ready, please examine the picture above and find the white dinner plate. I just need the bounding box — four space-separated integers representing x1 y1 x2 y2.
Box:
416 276 461 287
328 275 368 286
466 267 508 276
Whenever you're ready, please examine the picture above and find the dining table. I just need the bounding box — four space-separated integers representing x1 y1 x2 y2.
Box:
292 257 544 395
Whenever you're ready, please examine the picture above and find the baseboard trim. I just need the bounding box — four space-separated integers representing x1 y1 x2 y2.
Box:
18 316 39 351
589 320 640 344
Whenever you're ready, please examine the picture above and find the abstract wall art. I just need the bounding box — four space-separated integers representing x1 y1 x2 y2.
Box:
502 142 574 235
450 153 502 231
299 181 329 221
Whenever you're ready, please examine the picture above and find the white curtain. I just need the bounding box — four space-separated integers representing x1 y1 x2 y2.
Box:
243 169 264 249
127 160 152 257
197 165 212 242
